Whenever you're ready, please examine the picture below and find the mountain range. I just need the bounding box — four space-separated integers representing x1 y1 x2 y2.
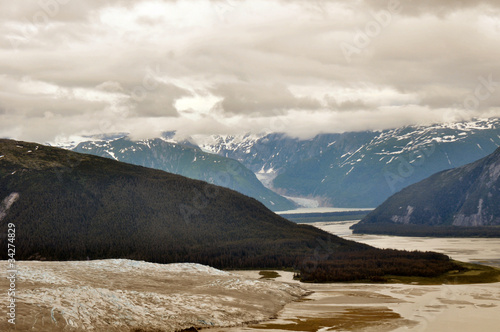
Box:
352 146 500 237
66 119 500 210
0 139 460 281
196 119 500 207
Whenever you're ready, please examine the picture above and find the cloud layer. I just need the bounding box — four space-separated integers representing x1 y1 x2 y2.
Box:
0 0 499 143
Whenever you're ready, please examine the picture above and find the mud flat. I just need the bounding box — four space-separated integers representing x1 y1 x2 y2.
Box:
314 220 500 268
213 221 500 332
214 271 500 332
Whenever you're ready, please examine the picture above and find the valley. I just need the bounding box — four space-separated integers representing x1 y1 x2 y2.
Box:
2 139 499 331
1 139 470 283
2 123 500 331
3 215 498 332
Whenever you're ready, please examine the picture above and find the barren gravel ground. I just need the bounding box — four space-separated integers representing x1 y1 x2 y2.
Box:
0 259 306 331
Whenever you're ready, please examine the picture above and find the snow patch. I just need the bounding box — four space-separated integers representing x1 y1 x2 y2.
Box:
106 150 118 161
391 206 414 224
444 152 452 165
0 192 20 222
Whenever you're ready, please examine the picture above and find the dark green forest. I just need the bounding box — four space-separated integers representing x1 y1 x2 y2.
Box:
0 139 463 282
297 250 459 282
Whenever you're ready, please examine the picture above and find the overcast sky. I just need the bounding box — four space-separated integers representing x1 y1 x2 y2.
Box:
1 0 499 143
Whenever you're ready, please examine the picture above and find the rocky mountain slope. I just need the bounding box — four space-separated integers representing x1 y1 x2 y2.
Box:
196 119 500 207
352 147 500 237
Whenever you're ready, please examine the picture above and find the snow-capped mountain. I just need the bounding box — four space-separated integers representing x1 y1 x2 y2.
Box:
65 119 500 209
192 119 500 208
72 137 296 212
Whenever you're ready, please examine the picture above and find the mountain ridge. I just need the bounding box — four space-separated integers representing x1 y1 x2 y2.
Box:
352 146 500 237
194 119 500 207
56 118 500 209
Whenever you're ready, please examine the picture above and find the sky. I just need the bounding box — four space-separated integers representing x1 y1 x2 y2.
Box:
0 0 499 144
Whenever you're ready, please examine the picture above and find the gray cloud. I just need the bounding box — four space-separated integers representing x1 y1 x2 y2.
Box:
211 82 322 115
361 0 500 16
131 83 189 117
0 75 107 116
337 100 371 112
0 0 137 23
0 0 499 143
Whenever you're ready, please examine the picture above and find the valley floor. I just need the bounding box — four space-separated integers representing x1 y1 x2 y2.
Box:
215 271 500 332
315 220 500 268
2 259 498 332
2 221 499 331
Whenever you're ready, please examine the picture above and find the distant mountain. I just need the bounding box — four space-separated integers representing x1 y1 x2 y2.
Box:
0 139 460 281
196 119 500 207
352 147 500 237
72 137 295 211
